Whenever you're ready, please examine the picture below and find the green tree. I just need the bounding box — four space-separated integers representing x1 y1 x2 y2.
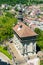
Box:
34 28 41 35
34 28 43 50
0 0 43 5
0 13 17 42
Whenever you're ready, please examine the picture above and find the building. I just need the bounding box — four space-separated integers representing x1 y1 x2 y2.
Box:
29 24 37 30
17 11 23 21
13 22 37 56
37 51 43 60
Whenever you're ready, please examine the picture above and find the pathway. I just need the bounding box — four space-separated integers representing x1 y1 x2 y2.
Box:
0 52 12 64
6 42 26 65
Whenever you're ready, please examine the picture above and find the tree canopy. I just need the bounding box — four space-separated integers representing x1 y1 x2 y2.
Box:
0 12 17 42
0 0 28 5
0 0 43 5
34 28 43 49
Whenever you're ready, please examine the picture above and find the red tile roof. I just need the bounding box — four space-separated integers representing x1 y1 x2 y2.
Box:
30 24 37 29
13 22 37 38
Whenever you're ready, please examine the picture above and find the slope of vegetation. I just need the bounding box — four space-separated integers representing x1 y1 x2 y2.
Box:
0 46 12 60
40 60 43 65
34 28 43 50
0 12 17 42
0 0 43 5
0 0 28 5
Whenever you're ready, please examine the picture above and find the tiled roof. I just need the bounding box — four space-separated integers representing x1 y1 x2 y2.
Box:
30 24 37 29
13 22 37 38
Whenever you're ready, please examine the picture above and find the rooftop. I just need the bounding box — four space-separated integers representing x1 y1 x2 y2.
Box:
13 22 37 38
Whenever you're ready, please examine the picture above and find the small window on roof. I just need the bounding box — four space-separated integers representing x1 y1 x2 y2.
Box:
17 25 22 31
19 25 22 28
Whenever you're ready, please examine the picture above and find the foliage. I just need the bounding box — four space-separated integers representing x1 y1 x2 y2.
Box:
34 28 43 49
0 0 28 5
0 12 17 42
5 12 14 18
0 0 43 5
40 7 43 11
0 46 12 59
40 60 43 65
34 28 41 35
3 46 8 50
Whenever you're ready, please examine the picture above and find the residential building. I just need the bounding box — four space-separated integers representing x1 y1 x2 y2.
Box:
13 22 37 56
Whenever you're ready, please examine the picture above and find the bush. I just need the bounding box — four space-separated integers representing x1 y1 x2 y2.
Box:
40 60 43 65
34 28 43 50
3 46 8 50
0 46 12 60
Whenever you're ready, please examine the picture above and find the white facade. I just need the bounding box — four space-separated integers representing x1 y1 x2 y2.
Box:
13 35 36 56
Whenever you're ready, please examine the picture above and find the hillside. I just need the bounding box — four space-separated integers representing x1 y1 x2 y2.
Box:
0 0 43 5
0 0 28 5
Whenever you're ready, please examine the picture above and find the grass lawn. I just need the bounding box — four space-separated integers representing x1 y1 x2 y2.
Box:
40 60 43 65
0 46 12 60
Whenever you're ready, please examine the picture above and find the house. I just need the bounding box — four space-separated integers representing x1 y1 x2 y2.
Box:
37 51 43 60
1 4 11 10
30 9 40 17
29 24 37 30
13 22 37 56
17 9 23 21
1 4 7 9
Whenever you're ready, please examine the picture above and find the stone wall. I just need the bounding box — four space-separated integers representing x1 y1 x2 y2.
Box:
13 35 36 56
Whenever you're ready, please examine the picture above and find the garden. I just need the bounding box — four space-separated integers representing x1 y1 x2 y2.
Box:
0 46 12 60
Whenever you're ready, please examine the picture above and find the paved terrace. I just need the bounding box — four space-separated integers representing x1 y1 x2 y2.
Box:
0 52 12 64
6 42 26 65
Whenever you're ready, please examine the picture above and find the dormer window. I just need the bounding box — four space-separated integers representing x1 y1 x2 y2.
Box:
19 25 22 28
17 25 22 31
